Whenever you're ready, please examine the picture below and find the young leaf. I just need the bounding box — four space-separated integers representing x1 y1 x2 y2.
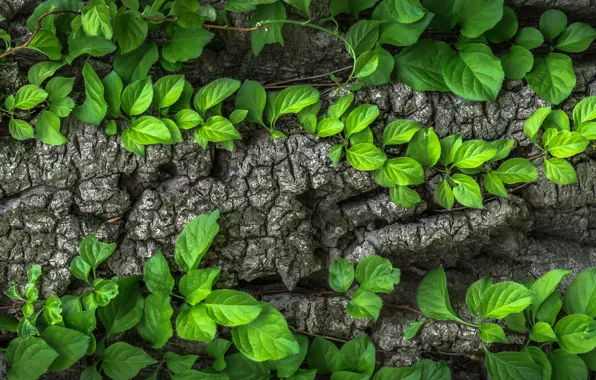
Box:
452 140 497 168
537 292 562 326
390 185 421 208
573 96 596 127
175 109 203 130
345 20 382 55
28 29 63 60
353 50 379 78
516 27 545 49
338 335 375 375
484 172 509 197
544 158 577 185
36 110 67 145
435 178 454 210
176 303 216 341
355 255 400 293
165 351 199 374
500 46 534 80
316 118 344 137
328 144 344 166
530 321 558 342
73 63 108 125
466 278 493 316
452 174 483 209
493 158 538 184
6 337 59 380
361 44 394 85
417 268 463 322
526 53 576 105
479 281 534 319
230 109 248 124
232 303 300 362
9 118 34 141
307 336 340 375
82 2 113 39
404 321 425 340
329 258 354 293
442 44 504 101
547 131 589 158
345 104 379 137
122 77 153 116
346 143 387 170
540 9 567 41
127 116 172 144
14 84 47 110
328 94 354 120
384 0 426 24
479 323 509 343
102 72 123 116
556 23 596 53
175 210 220 272
195 78 241 115
383 120 422 146
529 269 571 316
153 75 185 110
41 325 90 371
137 293 174 349
395 40 454 92
347 289 382 322
206 340 231 371
28 61 64 86
98 276 144 337
143 251 175 295
406 128 441 168
272 86 320 124
486 6 518 44
102 342 158 380
456 0 505 38
204 289 262 326
235 80 267 127
382 157 424 186
179 267 221 305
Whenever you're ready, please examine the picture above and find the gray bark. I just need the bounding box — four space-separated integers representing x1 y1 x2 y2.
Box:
0 0 595 378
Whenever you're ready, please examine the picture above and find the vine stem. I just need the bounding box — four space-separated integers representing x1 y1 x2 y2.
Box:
264 66 353 88
143 17 269 32
260 19 358 90
0 10 81 60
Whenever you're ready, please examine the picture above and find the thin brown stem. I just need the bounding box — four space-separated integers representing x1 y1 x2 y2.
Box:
289 328 348 343
384 304 424 315
143 16 268 32
264 66 353 87
0 10 81 60
264 83 339 89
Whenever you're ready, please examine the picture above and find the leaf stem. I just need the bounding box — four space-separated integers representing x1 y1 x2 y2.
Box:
143 16 269 32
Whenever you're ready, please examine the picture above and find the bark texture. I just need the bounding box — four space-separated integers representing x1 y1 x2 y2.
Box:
0 0 595 378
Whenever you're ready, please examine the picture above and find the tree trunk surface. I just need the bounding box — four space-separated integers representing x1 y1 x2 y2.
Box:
0 0 595 378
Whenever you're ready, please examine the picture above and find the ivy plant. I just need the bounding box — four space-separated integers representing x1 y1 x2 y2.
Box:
410 267 596 379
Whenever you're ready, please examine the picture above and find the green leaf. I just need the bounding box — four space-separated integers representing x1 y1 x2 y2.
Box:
527 53 576 105
102 72 123 116
395 40 454 92
565 269 596 317
338 335 375 375
452 140 497 168
354 51 379 78
442 44 504 101
0 312 19 332
195 78 241 115
544 158 577 185
94 279 119 306
346 20 382 55
479 323 509 344
577 122 596 140
404 321 425 340
345 104 379 137
283 0 311 17
98 276 144 337
328 94 353 120
573 96 596 127
493 158 538 184
456 0 504 38
452 174 483 209
114 42 158 84
383 120 422 146
176 303 216 341
485 350 542 380
537 291 562 327
390 185 421 208
489 139 515 162
14 84 47 110
486 6 518 44
580 349 596 372
416 268 462 322
346 143 387 170
175 109 203 130
41 325 90 371
251 3 285 55
437 135 462 166
524 106 552 143
36 110 67 145
28 61 64 86
361 44 394 85
127 116 172 144
307 336 340 375
154 75 185 110
28 29 63 60
479 281 534 319
230 109 248 124
83 2 112 39
73 63 107 125
406 128 441 167
555 314 596 354
6 337 58 380
484 172 509 198
206 340 231 371
516 27 545 49
172 0 203 29
373 5 432 47
237 80 267 126
143 251 175 295
122 77 153 116
66 34 117 64
500 45 534 80
556 23 596 53
175 210 220 272
530 269 571 316
9 118 34 141
316 118 344 137
165 351 199 374
435 178 454 210
347 289 382 322
222 353 271 379
180 267 221 305
114 9 147 54
102 342 157 380
275 334 309 378
272 86 320 124
547 131 589 158
524 347 552 380
162 24 214 63
385 0 425 24
64 309 96 338
329 258 354 293
530 321 558 343
382 157 424 186
466 277 493 315
540 9 567 41
549 349 587 380
204 289 262 326
138 293 173 348
232 303 299 362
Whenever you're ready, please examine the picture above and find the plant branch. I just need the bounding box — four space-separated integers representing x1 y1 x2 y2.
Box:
143 16 268 32
264 66 353 88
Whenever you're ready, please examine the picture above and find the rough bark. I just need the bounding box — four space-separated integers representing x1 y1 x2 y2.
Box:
0 0 595 378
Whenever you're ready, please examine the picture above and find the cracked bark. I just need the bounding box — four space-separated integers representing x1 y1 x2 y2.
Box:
0 0 595 378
